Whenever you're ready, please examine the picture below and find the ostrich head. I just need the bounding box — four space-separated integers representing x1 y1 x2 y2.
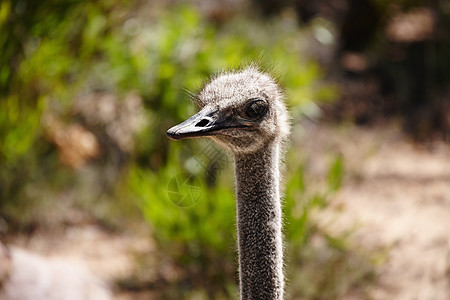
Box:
167 66 290 153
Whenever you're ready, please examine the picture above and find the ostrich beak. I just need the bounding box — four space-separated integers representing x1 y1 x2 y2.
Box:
167 108 241 140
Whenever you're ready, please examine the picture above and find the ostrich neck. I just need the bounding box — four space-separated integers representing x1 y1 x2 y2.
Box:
234 141 284 300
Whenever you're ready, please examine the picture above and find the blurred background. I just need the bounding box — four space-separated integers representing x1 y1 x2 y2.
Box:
1 0 449 299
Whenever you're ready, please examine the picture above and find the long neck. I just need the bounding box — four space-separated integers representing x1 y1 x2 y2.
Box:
234 141 284 300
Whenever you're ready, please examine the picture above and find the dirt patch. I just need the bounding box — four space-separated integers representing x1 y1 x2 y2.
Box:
299 121 450 300
5 224 155 300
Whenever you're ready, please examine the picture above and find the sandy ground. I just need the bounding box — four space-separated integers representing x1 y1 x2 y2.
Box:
298 121 450 300
4 122 450 299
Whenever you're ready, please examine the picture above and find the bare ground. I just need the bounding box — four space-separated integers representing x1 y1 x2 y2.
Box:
5 122 450 299
299 121 450 300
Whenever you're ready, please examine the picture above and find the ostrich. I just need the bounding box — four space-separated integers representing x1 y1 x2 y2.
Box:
167 66 290 299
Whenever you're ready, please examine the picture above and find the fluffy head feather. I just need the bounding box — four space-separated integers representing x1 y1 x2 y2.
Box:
196 66 290 153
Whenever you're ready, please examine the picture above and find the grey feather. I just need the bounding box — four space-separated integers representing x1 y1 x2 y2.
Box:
168 65 290 299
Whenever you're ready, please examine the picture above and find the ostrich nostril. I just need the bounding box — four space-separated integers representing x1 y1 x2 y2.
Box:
196 119 210 127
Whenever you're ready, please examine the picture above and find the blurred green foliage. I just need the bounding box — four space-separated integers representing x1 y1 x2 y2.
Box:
284 156 374 299
0 0 374 299
128 147 238 297
129 144 360 299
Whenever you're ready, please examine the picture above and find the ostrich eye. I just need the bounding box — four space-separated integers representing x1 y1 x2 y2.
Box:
242 99 268 120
